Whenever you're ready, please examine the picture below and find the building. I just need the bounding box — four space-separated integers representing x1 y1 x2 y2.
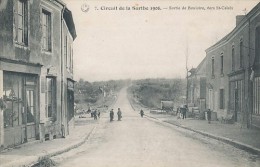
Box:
205 2 260 128
0 0 76 149
61 7 77 136
187 58 207 113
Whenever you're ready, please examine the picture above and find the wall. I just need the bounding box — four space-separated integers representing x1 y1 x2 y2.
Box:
206 43 229 119
205 5 260 127
40 0 63 139
0 70 3 147
61 19 74 136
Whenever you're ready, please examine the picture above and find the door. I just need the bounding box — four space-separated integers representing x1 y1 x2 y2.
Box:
234 89 238 122
25 88 36 141
209 89 213 110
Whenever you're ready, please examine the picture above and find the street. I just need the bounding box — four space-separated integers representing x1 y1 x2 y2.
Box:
55 88 260 167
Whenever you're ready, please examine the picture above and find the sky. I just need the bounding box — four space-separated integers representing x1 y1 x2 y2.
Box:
63 0 259 82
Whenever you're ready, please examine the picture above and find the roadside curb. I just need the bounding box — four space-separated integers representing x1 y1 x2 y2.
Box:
2 126 97 167
1 140 42 154
147 114 260 156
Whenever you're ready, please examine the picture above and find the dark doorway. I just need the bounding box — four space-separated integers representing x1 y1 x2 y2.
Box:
234 89 239 122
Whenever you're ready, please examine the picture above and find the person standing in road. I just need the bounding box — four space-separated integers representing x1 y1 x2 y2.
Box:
98 110 101 118
110 109 114 122
140 109 144 117
207 109 211 124
117 108 122 121
93 109 97 120
182 105 188 119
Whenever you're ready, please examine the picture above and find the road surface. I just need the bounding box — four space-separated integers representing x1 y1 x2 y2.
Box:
55 87 260 167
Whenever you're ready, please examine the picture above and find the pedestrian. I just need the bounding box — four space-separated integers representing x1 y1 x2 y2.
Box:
110 109 114 122
91 110 94 117
182 105 188 119
176 107 180 119
98 110 101 118
61 124 65 138
117 108 122 121
178 106 183 119
207 109 211 124
93 109 97 120
140 109 144 118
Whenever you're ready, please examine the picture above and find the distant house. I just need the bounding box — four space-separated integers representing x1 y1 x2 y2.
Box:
187 57 207 112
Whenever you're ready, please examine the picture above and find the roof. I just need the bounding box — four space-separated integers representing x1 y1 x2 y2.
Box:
196 57 206 71
53 0 77 40
189 68 196 73
206 2 260 52
63 7 77 40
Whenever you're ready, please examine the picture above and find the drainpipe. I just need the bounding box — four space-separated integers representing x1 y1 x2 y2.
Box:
247 16 252 128
248 18 254 129
60 6 65 137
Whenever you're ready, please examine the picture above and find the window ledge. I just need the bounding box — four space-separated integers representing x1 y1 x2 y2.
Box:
14 42 29 50
46 117 54 122
41 50 52 55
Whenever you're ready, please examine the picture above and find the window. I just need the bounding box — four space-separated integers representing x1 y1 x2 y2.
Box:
42 10 52 51
232 45 235 71
219 89 224 109
255 27 260 64
46 77 56 118
67 40 71 69
253 77 260 115
14 0 28 45
211 57 215 77
64 35 68 66
26 89 35 123
220 53 224 75
3 72 37 127
230 80 243 113
70 44 73 71
65 37 73 71
240 40 244 68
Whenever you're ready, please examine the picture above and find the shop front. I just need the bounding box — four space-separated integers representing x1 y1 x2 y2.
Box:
2 71 39 147
67 79 75 135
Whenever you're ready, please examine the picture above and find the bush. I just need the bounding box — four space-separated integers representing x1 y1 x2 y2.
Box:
32 156 56 167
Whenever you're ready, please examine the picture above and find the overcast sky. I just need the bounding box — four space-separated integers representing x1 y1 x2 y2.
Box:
63 0 259 82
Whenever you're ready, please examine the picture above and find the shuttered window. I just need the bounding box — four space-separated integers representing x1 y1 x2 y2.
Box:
219 89 224 109
46 77 56 118
14 0 28 45
42 10 52 51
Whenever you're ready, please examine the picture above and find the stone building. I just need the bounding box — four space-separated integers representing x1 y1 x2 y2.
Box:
205 2 260 128
187 58 207 113
0 0 76 149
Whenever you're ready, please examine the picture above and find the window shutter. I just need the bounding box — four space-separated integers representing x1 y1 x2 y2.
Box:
13 1 18 42
24 1 28 45
48 14 51 51
41 11 44 48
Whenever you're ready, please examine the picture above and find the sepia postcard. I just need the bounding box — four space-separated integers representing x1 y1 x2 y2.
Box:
0 0 260 167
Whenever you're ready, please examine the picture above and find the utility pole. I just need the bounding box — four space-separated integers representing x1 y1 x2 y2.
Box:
186 42 189 106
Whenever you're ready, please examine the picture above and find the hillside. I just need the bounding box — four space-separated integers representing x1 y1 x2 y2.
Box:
128 78 186 109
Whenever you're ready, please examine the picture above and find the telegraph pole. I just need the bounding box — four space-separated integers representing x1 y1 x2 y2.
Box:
186 42 189 106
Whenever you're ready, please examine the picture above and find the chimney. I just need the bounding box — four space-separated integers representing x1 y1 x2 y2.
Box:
236 15 245 26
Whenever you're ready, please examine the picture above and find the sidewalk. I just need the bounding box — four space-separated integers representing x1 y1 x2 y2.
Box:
0 116 97 167
144 111 260 155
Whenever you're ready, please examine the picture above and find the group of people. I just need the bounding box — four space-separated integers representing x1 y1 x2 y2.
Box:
110 108 122 122
91 109 100 120
176 105 188 119
177 105 212 123
109 108 145 122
